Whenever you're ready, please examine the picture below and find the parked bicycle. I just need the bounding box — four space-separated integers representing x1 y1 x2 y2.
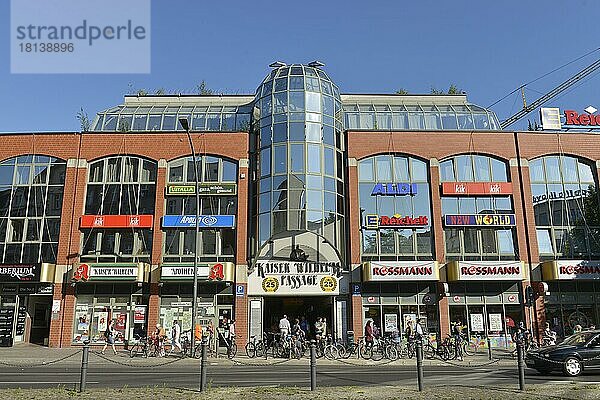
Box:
129 334 149 358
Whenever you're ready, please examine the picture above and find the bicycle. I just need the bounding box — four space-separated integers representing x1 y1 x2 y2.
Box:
218 330 237 359
463 334 485 356
129 334 149 358
245 334 267 358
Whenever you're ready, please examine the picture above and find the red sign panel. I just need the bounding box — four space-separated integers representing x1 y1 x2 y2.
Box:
441 182 512 196
80 215 153 228
565 110 600 126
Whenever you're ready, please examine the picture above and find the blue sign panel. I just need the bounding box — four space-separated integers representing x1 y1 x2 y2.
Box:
371 183 418 196
162 215 236 228
236 284 245 297
444 214 516 227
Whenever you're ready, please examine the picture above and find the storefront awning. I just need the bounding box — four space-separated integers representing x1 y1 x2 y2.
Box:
542 260 600 280
362 261 439 282
446 261 527 281
160 262 235 281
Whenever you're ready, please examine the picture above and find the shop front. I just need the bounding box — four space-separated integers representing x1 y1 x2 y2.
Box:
247 260 344 340
361 261 439 340
542 260 600 337
158 262 235 338
0 263 55 347
446 260 526 348
70 262 149 345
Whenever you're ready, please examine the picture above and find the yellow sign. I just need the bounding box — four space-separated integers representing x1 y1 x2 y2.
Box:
320 276 337 292
262 277 279 293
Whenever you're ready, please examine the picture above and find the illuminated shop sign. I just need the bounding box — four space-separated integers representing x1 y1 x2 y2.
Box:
248 261 342 296
532 188 589 205
362 261 439 282
166 183 237 196
371 183 418 196
160 262 235 281
162 215 235 228
441 182 512 196
0 264 40 282
447 261 526 281
364 214 428 229
565 108 600 126
72 263 145 282
444 214 516 227
80 215 153 228
542 260 600 280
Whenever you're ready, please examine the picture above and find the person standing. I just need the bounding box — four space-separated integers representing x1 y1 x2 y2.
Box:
300 316 309 336
322 317 328 338
415 318 424 340
171 319 182 354
101 319 117 355
279 314 291 336
364 320 374 348
314 317 325 340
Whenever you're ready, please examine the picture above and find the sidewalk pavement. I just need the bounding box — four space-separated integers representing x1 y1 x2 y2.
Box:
0 343 517 368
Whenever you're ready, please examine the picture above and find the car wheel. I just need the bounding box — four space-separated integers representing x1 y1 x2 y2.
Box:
563 357 583 377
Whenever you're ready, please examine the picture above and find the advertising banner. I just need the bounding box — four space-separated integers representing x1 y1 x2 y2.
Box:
444 214 516 227
489 313 503 331
384 314 398 333
0 264 41 282
542 260 600 280
162 215 235 228
441 182 512 196
470 313 485 332
166 183 237 196
80 215 153 228
447 261 526 281
362 261 439 281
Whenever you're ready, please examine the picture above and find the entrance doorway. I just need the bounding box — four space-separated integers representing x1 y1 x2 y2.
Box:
263 296 333 338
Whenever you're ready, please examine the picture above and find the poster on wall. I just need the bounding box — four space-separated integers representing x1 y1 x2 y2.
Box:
134 306 146 323
384 314 398 333
403 313 417 331
115 313 127 331
470 313 485 332
489 313 503 332
97 311 108 333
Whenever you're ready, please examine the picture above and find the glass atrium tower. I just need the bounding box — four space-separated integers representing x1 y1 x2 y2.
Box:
251 64 346 264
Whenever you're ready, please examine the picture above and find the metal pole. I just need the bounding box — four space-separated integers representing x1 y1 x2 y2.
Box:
79 340 90 393
310 340 317 391
200 337 208 392
415 339 424 392
487 336 493 360
185 126 200 358
517 341 525 391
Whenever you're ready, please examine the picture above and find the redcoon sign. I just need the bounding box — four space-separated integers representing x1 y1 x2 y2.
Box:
441 182 512 196
80 215 153 228
362 261 439 282
447 261 526 281
365 214 429 229
542 260 600 280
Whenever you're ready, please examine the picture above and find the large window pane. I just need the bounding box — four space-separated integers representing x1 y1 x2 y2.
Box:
474 156 491 182
307 145 321 174
456 156 473 181
376 156 392 181
536 229 553 254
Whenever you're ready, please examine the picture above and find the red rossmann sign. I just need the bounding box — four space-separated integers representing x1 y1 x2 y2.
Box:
373 266 433 276
564 110 600 126
460 265 520 276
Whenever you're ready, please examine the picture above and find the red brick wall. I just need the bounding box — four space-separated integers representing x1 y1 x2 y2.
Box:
234 284 248 346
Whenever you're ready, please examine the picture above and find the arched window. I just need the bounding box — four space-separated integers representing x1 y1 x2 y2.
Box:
0 155 66 263
82 155 157 263
163 155 238 263
358 154 432 260
440 155 516 260
529 155 600 259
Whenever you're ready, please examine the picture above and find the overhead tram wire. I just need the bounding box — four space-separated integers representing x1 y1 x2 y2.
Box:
488 47 600 109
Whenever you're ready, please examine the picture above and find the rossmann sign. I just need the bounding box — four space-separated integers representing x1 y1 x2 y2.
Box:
362 261 439 281
447 261 526 281
542 260 600 280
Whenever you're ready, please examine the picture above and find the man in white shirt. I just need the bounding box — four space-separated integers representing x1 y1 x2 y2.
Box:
279 315 291 336
171 320 182 353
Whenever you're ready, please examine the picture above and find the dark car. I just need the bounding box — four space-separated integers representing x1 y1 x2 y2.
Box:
526 330 600 376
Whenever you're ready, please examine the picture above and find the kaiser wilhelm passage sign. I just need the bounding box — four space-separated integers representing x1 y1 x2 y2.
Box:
248 261 342 296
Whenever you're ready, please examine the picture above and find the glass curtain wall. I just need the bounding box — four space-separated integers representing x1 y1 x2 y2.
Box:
253 65 345 258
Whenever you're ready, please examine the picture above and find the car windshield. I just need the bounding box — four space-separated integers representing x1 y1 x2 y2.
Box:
561 332 596 345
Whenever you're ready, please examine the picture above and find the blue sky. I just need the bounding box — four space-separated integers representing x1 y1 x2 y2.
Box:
1 0 598 132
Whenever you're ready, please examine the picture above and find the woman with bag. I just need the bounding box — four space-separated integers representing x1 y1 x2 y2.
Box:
101 319 118 355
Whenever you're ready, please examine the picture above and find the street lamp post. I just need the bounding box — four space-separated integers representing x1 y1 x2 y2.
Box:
179 118 200 357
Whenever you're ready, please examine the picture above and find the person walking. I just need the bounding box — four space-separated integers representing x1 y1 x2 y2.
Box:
279 314 291 336
452 319 464 361
364 320 374 349
101 319 117 355
171 319 182 354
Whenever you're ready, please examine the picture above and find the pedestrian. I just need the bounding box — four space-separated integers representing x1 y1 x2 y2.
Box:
292 318 302 336
101 319 117 355
171 319 182 353
229 319 236 340
279 314 291 337
300 316 309 335
415 318 424 340
452 319 464 361
543 322 556 346
574 324 583 333
322 317 328 338
314 317 325 340
364 319 374 348
154 323 166 357
404 320 414 340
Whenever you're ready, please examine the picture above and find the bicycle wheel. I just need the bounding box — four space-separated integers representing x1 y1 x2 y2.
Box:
371 344 384 361
324 344 339 360
359 343 372 360
463 341 475 357
129 344 138 358
256 341 266 358
227 343 237 359
245 342 256 358
385 344 398 360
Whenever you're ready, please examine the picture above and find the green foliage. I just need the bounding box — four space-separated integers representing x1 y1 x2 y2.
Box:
136 89 148 96
430 84 462 95
76 107 90 132
395 88 409 95
197 80 214 95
